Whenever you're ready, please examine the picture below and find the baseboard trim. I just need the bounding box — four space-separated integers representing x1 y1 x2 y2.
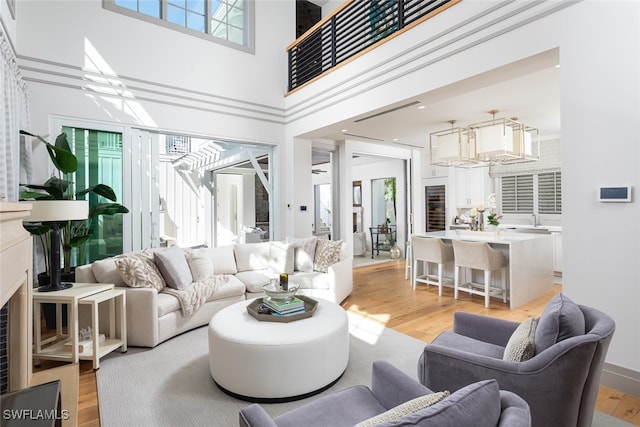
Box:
601 362 640 398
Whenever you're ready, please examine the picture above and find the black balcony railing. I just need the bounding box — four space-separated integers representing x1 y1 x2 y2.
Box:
287 0 459 92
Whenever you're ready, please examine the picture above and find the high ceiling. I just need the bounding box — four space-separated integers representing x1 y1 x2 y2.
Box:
304 49 561 153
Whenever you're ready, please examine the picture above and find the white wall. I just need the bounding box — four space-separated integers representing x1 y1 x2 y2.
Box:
15 0 294 237
558 1 640 381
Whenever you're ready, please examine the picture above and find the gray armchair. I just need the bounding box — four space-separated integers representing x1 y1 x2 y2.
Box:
417 295 615 427
239 361 531 427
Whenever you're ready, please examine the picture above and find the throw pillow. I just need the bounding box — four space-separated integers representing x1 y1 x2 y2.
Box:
313 239 342 273
401 379 501 427
354 391 450 427
115 253 166 291
503 317 537 362
186 249 214 281
91 257 127 286
154 246 194 291
535 293 585 354
209 245 238 275
288 237 318 272
268 242 295 274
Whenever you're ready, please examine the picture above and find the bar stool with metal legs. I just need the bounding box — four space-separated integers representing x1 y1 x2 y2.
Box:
452 240 507 308
411 236 454 295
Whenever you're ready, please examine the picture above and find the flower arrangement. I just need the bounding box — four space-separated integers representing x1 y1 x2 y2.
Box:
486 193 502 227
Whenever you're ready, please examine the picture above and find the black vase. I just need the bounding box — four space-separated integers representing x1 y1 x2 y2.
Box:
37 270 75 330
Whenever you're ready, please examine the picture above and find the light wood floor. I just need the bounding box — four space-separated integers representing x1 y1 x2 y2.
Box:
42 261 639 426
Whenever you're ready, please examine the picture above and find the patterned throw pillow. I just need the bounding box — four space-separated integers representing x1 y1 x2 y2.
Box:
313 239 343 273
115 252 166 291
503 317 538 362
354 391 450 427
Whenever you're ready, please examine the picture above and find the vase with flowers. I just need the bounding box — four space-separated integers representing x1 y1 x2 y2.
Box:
486 193 503 236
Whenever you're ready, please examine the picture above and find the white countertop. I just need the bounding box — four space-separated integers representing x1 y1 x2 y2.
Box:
415 230 552 244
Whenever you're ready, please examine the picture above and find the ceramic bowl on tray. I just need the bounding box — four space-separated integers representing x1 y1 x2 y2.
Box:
262 283 299 300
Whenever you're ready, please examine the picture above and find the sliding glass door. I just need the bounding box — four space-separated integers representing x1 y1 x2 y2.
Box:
62 126 125 264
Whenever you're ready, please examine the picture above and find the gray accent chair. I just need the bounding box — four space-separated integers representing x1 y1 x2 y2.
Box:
239 361 531 427
417 296 615 427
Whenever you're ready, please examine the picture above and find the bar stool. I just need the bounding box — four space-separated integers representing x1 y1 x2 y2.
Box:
404 240 412 280
411 236 454 295
452 240 507 308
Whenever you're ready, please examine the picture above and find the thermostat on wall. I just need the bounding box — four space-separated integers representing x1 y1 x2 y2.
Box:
599 186 632 202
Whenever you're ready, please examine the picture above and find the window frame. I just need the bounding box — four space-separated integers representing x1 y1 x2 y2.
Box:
103 0 255 54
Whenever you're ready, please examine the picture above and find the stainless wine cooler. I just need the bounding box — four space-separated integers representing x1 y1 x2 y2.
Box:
425 185 446 232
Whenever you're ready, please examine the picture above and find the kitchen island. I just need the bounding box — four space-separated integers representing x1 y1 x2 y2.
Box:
413 230 554 309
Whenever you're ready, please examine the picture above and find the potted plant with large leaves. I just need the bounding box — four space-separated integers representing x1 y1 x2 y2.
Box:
20 130 129 327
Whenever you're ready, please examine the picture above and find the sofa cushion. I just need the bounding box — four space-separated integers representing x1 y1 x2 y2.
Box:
154 246 193 291
205 274 246 301
92 257 127 287
288 237 318 272
186 249 214 281
399 379 501 427
157 292 181 317
235 270 271 293
235 242 271 272
503 317 537 362
432 331 504 360
115 253 166 291
313 240 343 273
354 391 450 427
535 293 585 354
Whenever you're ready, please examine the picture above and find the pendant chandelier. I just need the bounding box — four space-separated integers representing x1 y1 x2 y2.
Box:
430 111 540 166
429 120 477 167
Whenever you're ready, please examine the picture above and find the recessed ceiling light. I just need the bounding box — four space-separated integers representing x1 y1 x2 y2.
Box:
418 105 426 109
341 129 348 133
393 138 398 142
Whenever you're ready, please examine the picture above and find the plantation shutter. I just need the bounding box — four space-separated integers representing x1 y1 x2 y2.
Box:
502 175 534 213
538 172 562 214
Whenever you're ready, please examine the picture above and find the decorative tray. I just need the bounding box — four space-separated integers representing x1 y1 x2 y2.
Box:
247 295 318 323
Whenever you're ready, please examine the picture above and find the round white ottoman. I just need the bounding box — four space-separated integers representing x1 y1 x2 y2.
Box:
208 297 349 402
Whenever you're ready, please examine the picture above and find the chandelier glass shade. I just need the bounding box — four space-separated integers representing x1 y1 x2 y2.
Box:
429 115 540 166
429 126 477 166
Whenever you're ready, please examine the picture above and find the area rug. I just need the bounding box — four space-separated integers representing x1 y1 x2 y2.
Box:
97 312 632 426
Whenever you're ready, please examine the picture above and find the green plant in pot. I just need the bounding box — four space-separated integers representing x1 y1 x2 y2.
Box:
20 130 128 324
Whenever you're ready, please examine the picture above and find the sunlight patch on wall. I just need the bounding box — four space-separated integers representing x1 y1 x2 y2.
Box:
83 38 157 127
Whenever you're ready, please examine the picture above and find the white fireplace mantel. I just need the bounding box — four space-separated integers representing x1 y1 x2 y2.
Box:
0 201 33 390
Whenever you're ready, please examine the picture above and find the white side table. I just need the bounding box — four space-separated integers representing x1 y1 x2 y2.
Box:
78 288 127 369
33 283 126 368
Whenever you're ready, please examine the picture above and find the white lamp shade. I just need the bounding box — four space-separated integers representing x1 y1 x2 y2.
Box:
473 117 539 163
429 127 476 166
27 200 89 222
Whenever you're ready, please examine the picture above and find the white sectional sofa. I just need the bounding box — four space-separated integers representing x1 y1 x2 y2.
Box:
75 237 352 347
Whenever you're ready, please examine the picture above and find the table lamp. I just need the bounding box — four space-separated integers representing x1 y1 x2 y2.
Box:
27 200 89 292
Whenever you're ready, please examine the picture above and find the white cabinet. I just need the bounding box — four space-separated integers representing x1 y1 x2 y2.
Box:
552 232 563 272
455 167 489 208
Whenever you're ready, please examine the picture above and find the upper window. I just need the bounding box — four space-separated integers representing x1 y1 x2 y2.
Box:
105 0 252 50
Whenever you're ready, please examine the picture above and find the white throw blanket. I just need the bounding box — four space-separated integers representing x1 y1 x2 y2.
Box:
161 275 229 316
